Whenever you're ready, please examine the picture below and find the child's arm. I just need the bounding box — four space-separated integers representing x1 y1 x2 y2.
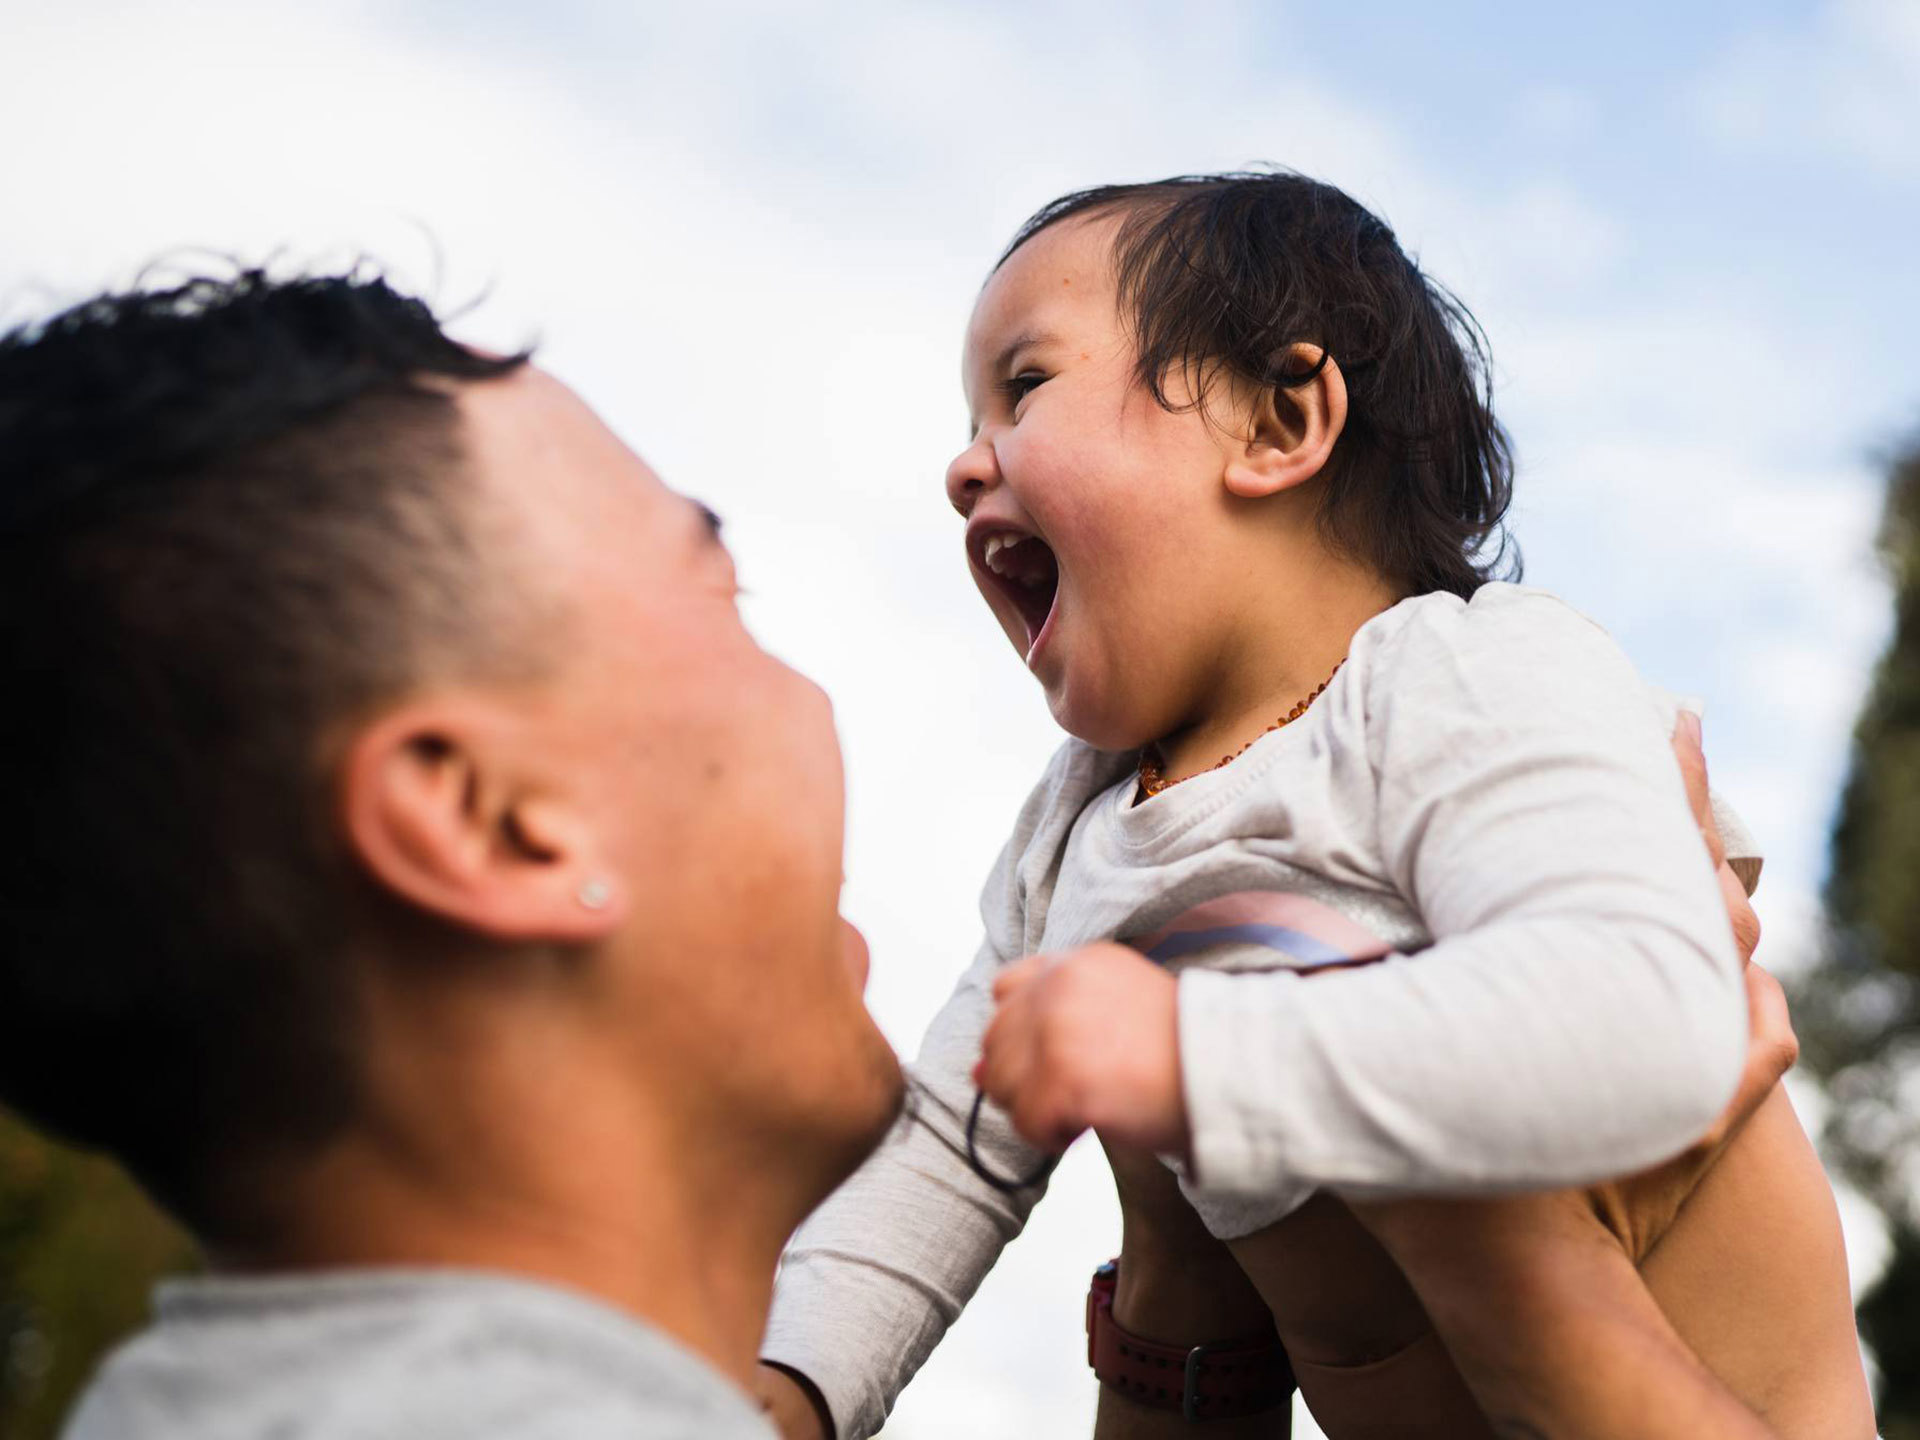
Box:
759 743 1109 1440
984 590 1748 1199
1177 588 1748 1198
759 935 1049 1438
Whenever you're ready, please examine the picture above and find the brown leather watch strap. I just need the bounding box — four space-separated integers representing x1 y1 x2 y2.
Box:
1085 1258 1295 1422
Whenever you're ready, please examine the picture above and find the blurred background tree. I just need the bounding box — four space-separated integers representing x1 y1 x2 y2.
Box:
0 1113 194 1440
1795 425 1920 1439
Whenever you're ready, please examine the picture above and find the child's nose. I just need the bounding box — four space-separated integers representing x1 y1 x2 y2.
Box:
944 435 998 517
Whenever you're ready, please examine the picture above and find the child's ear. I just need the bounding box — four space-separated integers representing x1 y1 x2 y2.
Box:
1222 346 1348 500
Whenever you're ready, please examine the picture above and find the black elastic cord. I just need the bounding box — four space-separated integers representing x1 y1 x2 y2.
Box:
965 1088 1058 1194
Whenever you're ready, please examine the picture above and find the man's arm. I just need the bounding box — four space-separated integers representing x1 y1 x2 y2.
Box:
1356 1192 1773 1440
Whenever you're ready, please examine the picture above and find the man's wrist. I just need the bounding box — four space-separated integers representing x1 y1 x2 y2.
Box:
758 1360 835 1440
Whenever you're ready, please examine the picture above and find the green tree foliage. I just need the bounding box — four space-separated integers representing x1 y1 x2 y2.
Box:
1795 426 1920 1438
1861 1222 1920 1440
0 1112 195 1440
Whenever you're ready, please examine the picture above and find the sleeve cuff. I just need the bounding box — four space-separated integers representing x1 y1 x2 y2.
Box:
761 1269 882 1440
759 1332 861 1440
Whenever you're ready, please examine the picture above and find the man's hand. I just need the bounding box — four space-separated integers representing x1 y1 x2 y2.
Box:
1581 711 1795 1262
973 942 1186 1155
1673 709 1764 969
1584 962 1793 1263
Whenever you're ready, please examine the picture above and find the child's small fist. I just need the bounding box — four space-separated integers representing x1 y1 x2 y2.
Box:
972 942 1187 1157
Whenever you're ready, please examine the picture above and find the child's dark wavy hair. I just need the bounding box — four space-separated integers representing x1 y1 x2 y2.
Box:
1000 172 1518 599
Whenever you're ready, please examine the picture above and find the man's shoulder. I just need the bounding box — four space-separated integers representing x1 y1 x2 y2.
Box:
61 1271 774 1440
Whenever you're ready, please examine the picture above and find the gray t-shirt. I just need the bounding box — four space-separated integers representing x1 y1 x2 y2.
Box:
763 583 1757 1438
60 1269 775 1440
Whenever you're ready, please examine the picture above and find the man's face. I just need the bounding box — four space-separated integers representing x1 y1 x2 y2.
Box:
458 369 903 1196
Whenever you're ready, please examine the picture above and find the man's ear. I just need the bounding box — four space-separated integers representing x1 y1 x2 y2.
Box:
339 700 626 944
1221 346 1348 500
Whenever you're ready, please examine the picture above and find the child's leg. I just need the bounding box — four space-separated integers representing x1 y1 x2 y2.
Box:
1095 1382 1291 1440
1226 1196 1497 1438
1097 1138 1290 1439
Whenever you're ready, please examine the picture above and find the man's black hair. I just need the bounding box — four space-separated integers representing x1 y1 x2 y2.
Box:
1001 171 1518 599
0 268 529 1235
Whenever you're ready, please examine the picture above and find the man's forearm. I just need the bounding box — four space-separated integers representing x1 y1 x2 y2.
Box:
1364 1198 1772 1440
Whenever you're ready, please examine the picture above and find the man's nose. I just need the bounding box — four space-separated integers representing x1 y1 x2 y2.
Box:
944 434 999 518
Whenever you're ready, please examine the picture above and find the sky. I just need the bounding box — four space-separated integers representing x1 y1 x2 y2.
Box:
3 1 1916 1434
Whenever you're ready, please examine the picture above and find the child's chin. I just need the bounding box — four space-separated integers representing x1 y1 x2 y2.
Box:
1045 685 1151 755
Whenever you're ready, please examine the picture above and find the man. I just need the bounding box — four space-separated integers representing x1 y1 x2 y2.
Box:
0 270 1790 1439
0 271 902 1439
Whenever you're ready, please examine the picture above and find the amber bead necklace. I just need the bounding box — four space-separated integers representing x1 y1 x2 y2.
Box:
1136 658 1346 799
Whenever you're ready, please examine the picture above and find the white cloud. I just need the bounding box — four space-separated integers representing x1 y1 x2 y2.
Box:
1696 0 1920 185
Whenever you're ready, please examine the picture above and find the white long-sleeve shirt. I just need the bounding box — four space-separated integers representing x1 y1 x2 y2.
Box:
763 583 1754 1438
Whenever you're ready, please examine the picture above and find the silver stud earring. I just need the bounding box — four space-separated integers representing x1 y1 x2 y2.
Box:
577 879 613 911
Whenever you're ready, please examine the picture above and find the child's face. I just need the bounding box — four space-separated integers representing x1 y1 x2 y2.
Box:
947 213 1257 751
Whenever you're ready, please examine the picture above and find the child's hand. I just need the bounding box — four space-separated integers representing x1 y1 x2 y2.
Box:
973 942 1187 1156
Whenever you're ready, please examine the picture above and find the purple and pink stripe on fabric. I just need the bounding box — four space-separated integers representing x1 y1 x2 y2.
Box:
1128 891 1393 973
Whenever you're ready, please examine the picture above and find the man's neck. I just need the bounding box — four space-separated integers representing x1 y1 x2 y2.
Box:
221 1062 798 1394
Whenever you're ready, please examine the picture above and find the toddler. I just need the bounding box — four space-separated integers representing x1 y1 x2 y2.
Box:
762 173 1869 1438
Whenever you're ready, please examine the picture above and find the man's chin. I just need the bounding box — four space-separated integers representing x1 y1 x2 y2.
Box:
838 917 871 994
854 1042 908 1149
802 1042 905 1211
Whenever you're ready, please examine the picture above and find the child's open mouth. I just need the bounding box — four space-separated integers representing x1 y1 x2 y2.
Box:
972 527 1060 657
